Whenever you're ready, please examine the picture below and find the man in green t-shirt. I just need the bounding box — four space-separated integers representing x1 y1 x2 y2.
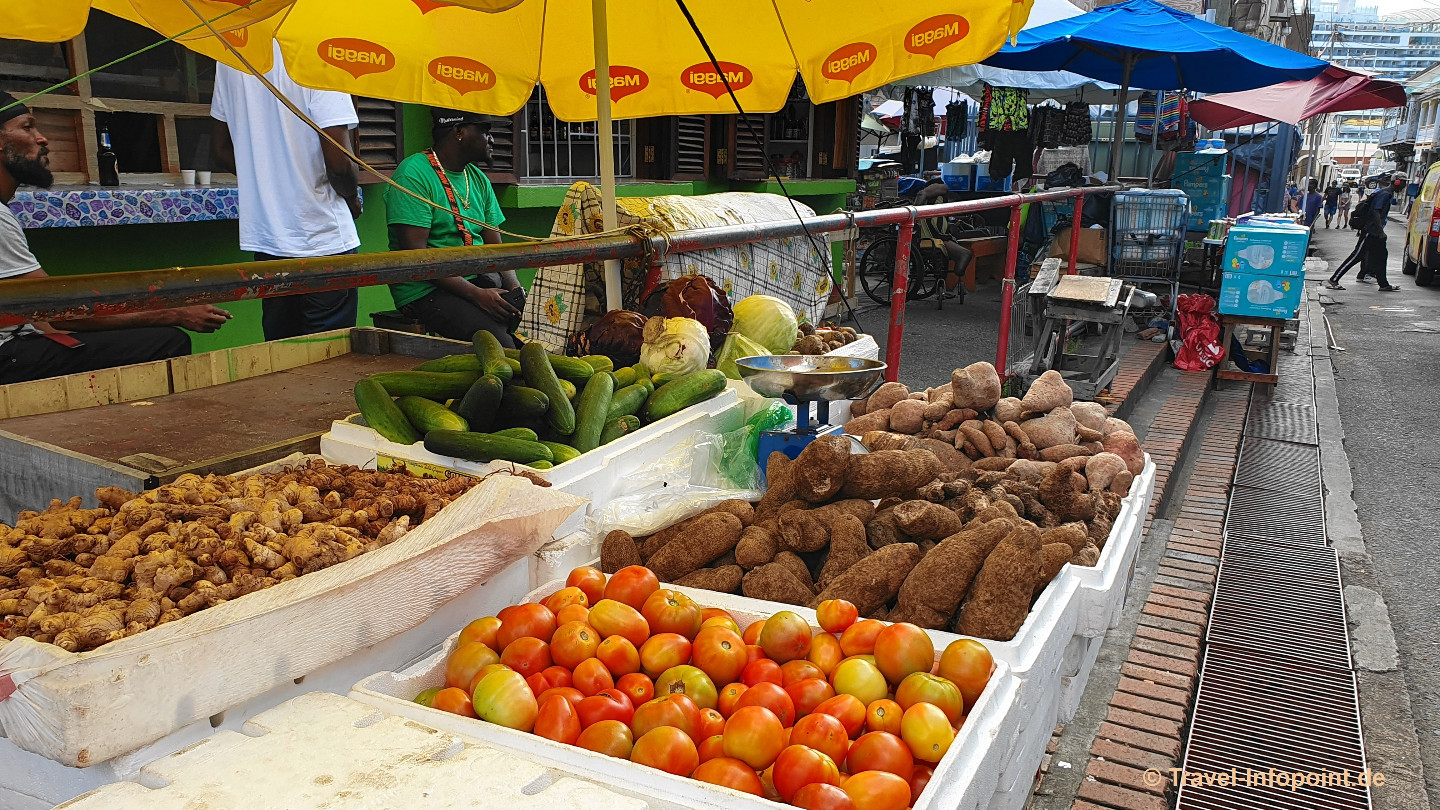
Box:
386 109 523 346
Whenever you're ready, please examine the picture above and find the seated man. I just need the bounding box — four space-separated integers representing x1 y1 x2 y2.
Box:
915 180 974 297
0 92 230 385
385 109 524 346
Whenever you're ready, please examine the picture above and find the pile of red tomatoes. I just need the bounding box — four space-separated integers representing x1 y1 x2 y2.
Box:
413 565 994 810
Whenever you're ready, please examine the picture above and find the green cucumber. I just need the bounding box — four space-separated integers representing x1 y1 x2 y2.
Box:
354 379 421 446
528 460 554 470
651 372 682 387
645 369 728 421
611 366 638 388
369 371 479 400
540 441 582 464
472 331 513 382
600 415 641 445
423 430 554 464
413 354 480 373
501 385 550 421
495 427 539 441
455 374 505 432
397 395 469 433
572 372 615 454
558 378 578 401
634 366 656 396
582 355 615 373
507 358 522 376
520 343 576 435
504 346 594 382
605 383 650 421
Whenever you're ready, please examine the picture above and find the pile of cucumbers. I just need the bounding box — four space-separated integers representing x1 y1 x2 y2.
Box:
352 331 728 469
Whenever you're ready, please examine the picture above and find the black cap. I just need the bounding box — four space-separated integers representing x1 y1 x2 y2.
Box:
0 91 30 127
431 108 493 131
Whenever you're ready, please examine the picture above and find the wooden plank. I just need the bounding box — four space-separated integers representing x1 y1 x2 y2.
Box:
169 353 216 393
64 35 99 183
116 360 171 401
0 428 151 524
5 376 67 418
268 337 314 372
158 114 182 174
63 368 122 410
227 343 273 381
0 386 8 419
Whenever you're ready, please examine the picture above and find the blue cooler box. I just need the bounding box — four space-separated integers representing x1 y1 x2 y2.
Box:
1219 271 1302 319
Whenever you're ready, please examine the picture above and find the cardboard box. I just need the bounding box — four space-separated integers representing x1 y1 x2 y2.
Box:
1221 223 1309 279
1050 227 1110 265
1219 270 1302 318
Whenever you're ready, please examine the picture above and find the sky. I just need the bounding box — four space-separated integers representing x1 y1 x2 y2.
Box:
1371 0 1440 14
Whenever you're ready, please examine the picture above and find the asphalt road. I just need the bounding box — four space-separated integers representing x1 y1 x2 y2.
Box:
849 279 1011 391
1309 221 1440 806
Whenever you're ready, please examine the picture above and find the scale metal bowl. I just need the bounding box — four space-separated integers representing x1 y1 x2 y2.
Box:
734 355 888 402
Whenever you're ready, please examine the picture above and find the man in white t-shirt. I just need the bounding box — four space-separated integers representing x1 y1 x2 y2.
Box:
0 90 230 385
211 47 363 340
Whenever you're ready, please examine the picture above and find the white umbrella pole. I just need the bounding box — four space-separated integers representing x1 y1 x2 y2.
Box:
593 0 622 311
1109 55 1134 182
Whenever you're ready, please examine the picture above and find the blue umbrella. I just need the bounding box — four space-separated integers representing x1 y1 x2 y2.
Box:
983 0 1327 177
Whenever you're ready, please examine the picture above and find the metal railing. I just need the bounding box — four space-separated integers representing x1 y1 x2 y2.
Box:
0 185 1113 381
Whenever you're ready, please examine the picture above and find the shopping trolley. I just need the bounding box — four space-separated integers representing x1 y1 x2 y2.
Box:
1109 189 1187 319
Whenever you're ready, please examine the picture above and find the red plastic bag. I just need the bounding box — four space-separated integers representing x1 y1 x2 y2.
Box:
1173 294 1222 371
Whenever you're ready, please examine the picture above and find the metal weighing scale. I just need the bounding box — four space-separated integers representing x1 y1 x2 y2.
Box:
1021 268 1157 400
735 355 888 484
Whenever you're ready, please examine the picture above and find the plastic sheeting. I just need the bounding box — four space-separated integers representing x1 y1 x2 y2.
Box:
1173 293 1223 370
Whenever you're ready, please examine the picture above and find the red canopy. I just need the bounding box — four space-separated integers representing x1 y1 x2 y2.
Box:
1189 65 1406 129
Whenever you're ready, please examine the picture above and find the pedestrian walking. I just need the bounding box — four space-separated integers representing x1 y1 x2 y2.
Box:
1301 179 1324 228
1327 177 1402 291
1323 181 1340 228
1337 185 1353 228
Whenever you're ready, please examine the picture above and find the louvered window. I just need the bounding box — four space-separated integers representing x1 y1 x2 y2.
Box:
674 115 710 180
353 97 404 173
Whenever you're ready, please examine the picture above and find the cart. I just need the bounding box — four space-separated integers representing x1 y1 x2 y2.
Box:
1109 188 1188 320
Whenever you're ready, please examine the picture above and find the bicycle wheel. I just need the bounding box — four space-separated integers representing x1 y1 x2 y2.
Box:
907 254 941 300
858 237 898 306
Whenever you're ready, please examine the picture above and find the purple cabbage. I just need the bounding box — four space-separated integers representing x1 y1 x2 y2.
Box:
641 274 734 352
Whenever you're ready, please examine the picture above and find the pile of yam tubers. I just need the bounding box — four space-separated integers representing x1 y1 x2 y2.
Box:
599 363 1145 642
0 459 475 652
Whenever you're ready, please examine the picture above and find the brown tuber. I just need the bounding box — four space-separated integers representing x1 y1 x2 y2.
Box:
646 513 744 582
888 399 928 434
956 522 1043 641
811 542 923 617
890 519 1012 628
841 450 942 500
675 565 743 593
843 409 891 436
734 523 780 570
817 515 870 587
1020 369 1074 416
601 530 643 573
742 563 815 606
792 434 851 502
865 382 910 413
951 362 1002 411
892 501 964 540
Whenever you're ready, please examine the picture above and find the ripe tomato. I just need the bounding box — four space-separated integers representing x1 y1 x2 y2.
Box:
631 726 699 777
842 770 911 810
847 732 914 781
909 764 934 800
816 600 859 635
808 632 845 676
742 658 783 687
900 703 954 763
938 639 994 708
472 669 538 732
500 636 552 678
555 603 590 627
812 694 866 738
697 707 726 739
577 688 634 728
616 672 654 705
701 615 742 635
721 705 785 770
457 616 502 649
639 633 693 679
576 719 633 758
793 783 857 810
790 713 851 766
838 620 884 657
469 663 512 692
413 687 442 707
542 666 573 689
895 672 963 724
495 602 558 648
692 756 764 794
700 606 734 624
759 611 813 664
572 657 615 696
642 589 703 639
697 733 727 763
536 686 585 711
588 599 650 647
604 565 659 610
543 586 589 615
431 686 476 718
445 641 500 690
865 699 904 736
742 619 765 645
631 693 701 739
551 621 601 669
535 694 582 744
656 664 718 710
567 566 607 605
596 634 641 677
781 659 827 686
736 681 796 727
873 623 934 686
787 678 837 717
691 626 748 687
717 682 748 717
772 744 841 802
830 658 887 705
526 671 557 696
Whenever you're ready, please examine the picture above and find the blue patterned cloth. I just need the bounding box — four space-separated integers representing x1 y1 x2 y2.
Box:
8 185 239 228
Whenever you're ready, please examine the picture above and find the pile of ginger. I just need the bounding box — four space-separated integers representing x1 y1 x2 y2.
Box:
0 459 474 653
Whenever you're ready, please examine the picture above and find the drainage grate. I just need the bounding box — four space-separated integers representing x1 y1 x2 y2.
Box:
1223 486 1327 544
1244 401 1319 445
1234 437 1322 496
1206 536 1351 668
1178 643 1369 810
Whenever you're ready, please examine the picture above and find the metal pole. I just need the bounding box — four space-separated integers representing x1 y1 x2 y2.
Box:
593 0 623 311
885 209 917 382
1109 56 1134 182
996 202 1025 376
1069 192 1084 274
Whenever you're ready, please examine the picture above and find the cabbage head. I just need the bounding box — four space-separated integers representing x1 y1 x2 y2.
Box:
732 295 799 354
715 331 771 380
639 316 710 376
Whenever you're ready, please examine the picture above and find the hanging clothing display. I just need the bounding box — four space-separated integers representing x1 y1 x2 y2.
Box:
1061 102 1092 146
1135 92 1158 139
1029 104 1064 149
945 102 968 140
978 84 1029 131
990 130 1033 181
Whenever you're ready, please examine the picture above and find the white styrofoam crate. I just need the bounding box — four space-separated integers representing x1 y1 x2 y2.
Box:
321 385 746 537
1056 635 1106 724
1056 456 1157 640
352 586 1021 810
54 692 650 810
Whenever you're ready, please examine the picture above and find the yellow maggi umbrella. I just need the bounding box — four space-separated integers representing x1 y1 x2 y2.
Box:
6 0 1031 307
